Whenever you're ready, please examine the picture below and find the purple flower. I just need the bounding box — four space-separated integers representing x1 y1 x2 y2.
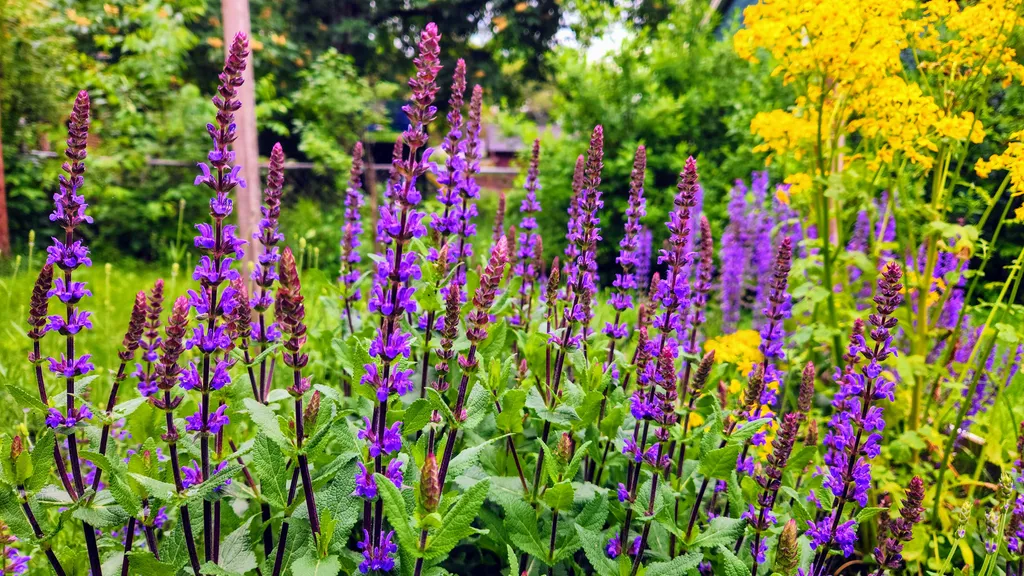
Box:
653 157 700 351
818 263 904 558
3 544 29 575
719 180 748 331
48 278 91 304
45 406 92 429
354 462 377 500
357 419 402 458
341 142 366 308
385 459 404 488
604 146 646 341
45 309 92 335
617 483 629 502
48 354 94 378
358 529 398 574
185 404 229 434
512 139 543 328
807 514 858 557
186 325 232 354
751 237 793 411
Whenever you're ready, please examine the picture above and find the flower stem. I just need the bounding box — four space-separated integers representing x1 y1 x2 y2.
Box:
17 484 66 576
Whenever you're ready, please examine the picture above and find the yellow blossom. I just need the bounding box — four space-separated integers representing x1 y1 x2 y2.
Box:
207 37 223 49
704 330 763 375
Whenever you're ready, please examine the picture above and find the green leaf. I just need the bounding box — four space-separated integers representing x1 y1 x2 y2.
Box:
525 388 579 425
543 481 574 511
243 398 289 449
575 527 617 576
689 517 745 549
375 473 421 557
506 545 520 576
252 434 288 508
503 499 547 561
698 445 740 481
645 552 703 576
291 554 341 576
728 418 772 445
402 399 434 435
855 507 887 523
112 396 149 420
28 430 54 491
126 552 179 576
717 545 749 576
496 389 527 434
575 494 608 532
4 385 45 412
565 440 592 480
427 388 456 426
447 434 508 480
128 473 177 500
219 517 258 574
425 479 490 559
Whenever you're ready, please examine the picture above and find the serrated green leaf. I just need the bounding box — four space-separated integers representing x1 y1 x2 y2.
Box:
28 431 54 491
427 388 456 426
243 398 289 448
565 440 592 480
543 481 574 511
252 434 288 509
220 517 258 574
424 479 490 559
728 418 772 445
447 434 508 480
717 545 749 576
402 399 434 435
698 445 740 481
855 507 886 523
690 517 745 549
645 552 703 576
503 498 547 561
375 473 421 557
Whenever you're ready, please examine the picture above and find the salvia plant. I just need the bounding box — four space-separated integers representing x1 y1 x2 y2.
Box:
4 14 1024 576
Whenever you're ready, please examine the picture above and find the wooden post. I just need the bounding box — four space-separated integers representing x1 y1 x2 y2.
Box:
0 95 10 257
221 0 261 262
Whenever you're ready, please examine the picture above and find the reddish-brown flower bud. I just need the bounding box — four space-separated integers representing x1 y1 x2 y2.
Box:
420 453 440 512
118 291 148 363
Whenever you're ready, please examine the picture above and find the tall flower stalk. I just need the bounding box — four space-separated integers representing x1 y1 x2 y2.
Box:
357 23 440 571
44 89 104 576
251 143 285 404
809 262 904 575
189 32 250 562
341 141 365 333
453 84 483 276
154 296 202 575
532 126 604 497
512 139 542 330
276 248 320 542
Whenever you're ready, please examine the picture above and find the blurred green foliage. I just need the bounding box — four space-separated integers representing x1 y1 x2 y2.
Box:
502 5 785 272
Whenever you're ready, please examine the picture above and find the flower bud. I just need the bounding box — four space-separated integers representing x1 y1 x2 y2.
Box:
773 519 799 575
10 436 23 461
557 432 574 463
798 361 815 414
420 453 440 512
303 390 321 431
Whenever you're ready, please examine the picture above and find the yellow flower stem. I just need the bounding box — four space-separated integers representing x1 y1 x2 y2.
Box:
910 145 953 429
814 75 845 369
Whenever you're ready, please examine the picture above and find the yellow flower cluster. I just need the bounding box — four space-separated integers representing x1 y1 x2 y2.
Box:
704 329 763 375
976 131 1024 221
736 0 1024 186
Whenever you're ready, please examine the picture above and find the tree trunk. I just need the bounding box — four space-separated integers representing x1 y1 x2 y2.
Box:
221 0 261 263
0 106 11 257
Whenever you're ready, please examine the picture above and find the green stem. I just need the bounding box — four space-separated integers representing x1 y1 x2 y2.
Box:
930 243 1024 523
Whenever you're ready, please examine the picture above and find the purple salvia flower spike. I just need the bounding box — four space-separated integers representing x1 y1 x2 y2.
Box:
604 145 646 344
513 139 542 329
340 142 365 333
